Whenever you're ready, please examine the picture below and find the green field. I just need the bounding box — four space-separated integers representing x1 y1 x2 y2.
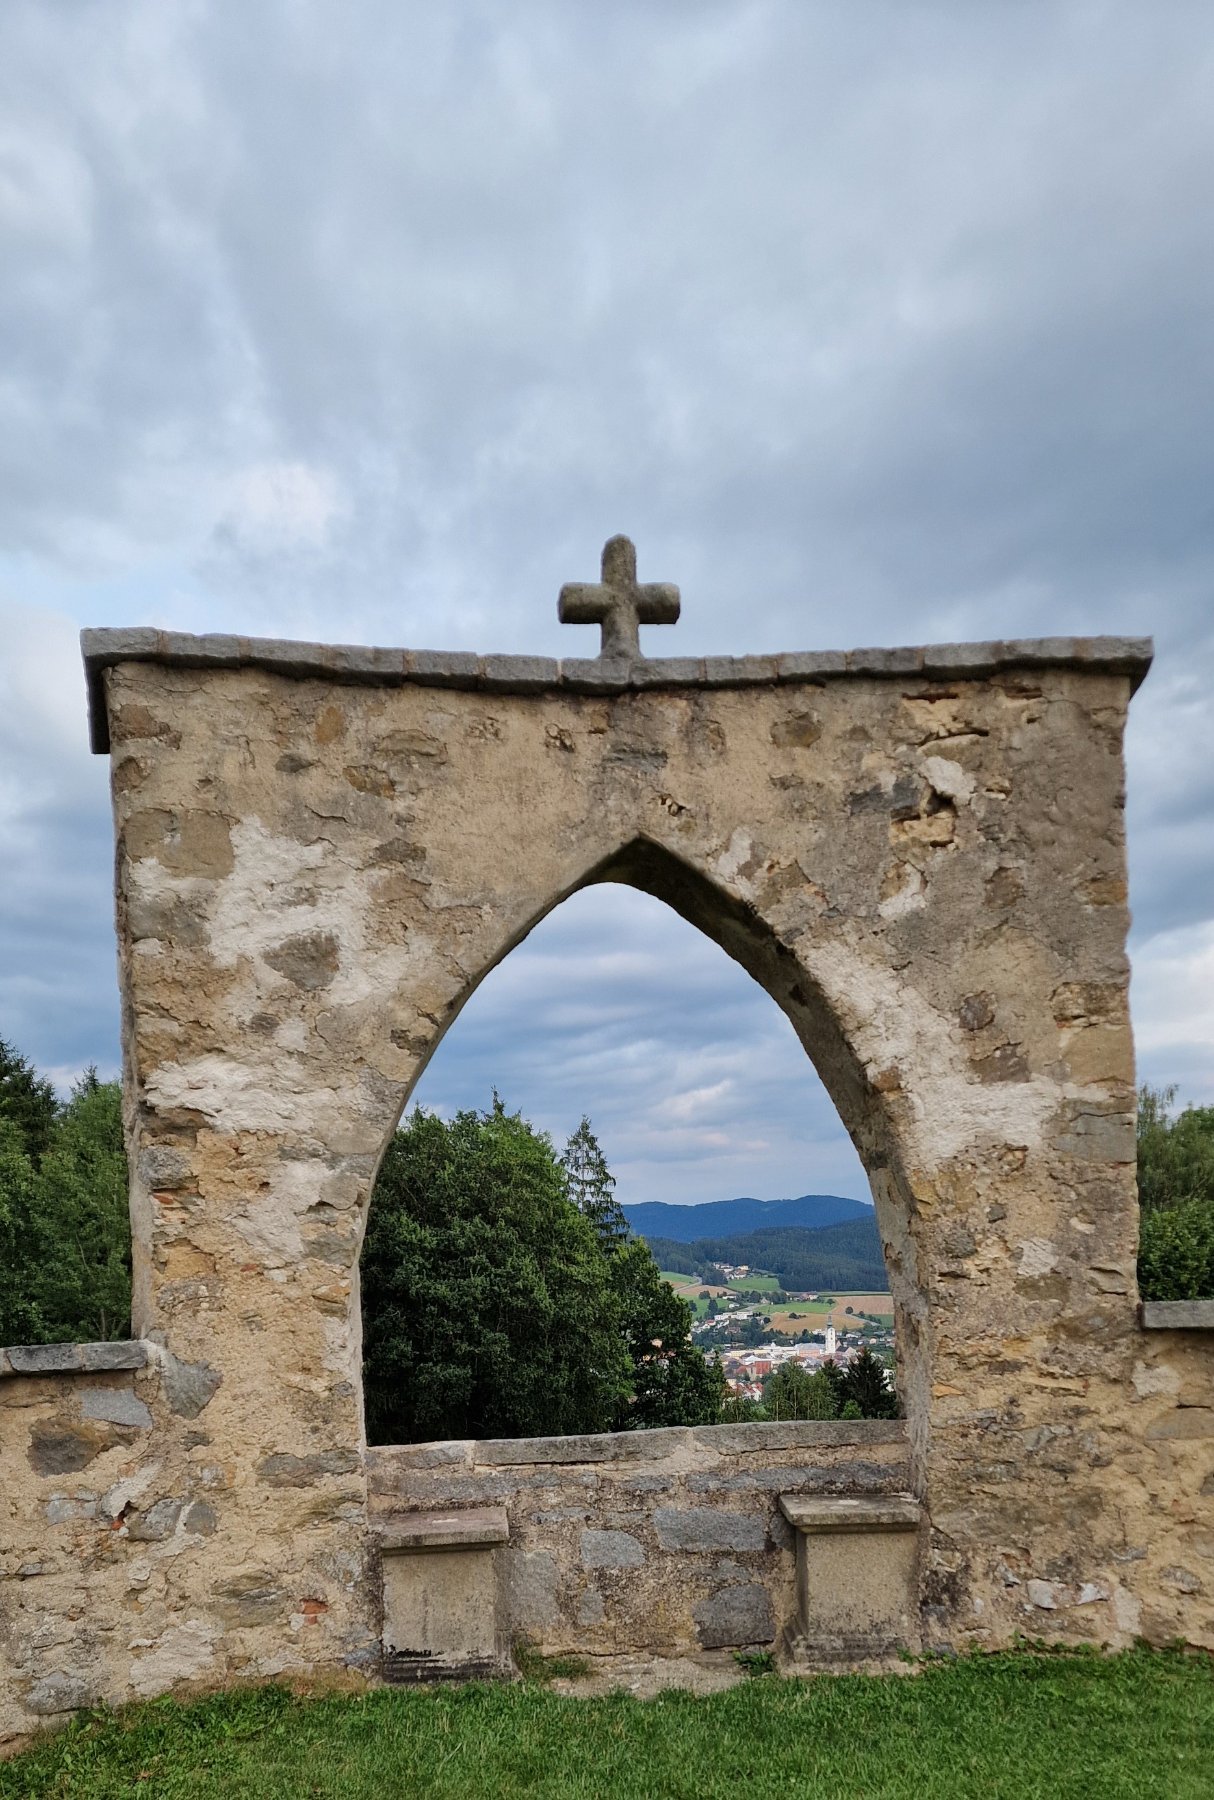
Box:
3 1650 1210 1799
734 1271 783 1294
661 1270 894 1336
762 1297 894 1337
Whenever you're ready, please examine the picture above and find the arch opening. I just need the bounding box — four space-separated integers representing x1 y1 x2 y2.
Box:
358 838 919 1450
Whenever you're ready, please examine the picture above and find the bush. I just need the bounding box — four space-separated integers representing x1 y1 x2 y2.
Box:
1138 1197 1214 1302
1137 1086 1214 1301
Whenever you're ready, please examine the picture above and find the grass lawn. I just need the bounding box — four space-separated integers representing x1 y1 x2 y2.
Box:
3 1649 1211 1800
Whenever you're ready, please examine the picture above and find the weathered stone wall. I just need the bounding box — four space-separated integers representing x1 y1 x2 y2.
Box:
368 1420 910 1659
0 1342 372 1736
5 617 1210 1739
1110 1323 1214 1643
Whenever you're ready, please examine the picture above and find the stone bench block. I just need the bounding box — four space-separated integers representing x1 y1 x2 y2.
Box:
779 1492 922 1662
378 1507 512 1682
376 1506 509 1552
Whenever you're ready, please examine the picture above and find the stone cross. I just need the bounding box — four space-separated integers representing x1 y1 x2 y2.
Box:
558 536 680 662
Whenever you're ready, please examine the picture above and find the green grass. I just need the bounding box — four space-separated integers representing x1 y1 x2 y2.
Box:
735 1272 782 1294
3 1649 1211 1799
513 1644 591 1683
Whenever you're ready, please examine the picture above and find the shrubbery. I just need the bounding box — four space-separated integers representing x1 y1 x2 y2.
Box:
1136 1086 1214 1301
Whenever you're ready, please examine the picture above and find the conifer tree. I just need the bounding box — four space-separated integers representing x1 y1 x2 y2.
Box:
561 1116 629 1253
0 1036 58 1163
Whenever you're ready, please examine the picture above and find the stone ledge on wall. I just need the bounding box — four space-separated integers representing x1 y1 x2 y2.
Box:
80 625 1154 752
367 1417 909 1474
0 1340 150 1377
1139 1299 1214 1330
376 1506 510 1551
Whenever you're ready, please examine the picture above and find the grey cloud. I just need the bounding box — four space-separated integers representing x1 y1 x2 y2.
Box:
1 0 1212 1174
410 886 869 1206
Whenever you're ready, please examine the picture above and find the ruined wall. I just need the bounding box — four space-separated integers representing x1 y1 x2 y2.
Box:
368 1420 910 1660
5 620 1210 1740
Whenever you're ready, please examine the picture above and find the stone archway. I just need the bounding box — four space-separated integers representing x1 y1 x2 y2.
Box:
8 535 1191 1737
76 543 1151 1670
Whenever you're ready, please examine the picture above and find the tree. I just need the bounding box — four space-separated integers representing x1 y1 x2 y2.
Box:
840 1346 897 1419
0 1036 58 1163
0 1066 132 1346
562 1116 629 1253
1137 1085 1214 1213
609 1238 726 1430
361 1103 633 1444
0 1120 48 1343
762 1363 837 1421
1139 1199 1214 1302
1136 1085 1214 1300
819 1358 847 1412
32 1075 131 1341
362 1102 728 1442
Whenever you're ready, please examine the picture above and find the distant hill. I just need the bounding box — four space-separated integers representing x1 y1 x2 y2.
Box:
644 1217 887 1295
621 1193 871 1245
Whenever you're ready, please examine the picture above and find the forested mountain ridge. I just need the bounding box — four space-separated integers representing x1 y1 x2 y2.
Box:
621 1193 871 1244
644 1216 887 1294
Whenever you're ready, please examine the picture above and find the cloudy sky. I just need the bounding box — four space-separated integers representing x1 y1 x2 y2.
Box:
2 1 1211 1207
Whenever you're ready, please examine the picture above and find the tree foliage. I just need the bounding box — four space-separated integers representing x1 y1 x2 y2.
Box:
1137 1085 1214 1300
609 1237 726 1430
1137 1086 1214 1212
0 1069 131 1345
361 1105 725 1443
0 1036 58 1164
760 1348 896 1422
361 1102 632 1444
562 1115 629 1253
762 1362 838 1421
0 1120 48 1343
34 1074 131 1340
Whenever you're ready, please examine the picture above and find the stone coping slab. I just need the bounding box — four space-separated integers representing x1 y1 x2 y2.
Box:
368 1417 908 1473
375 1505 510 1552
81 626 1154 753
1140 1299 1214 1330
779 1493 922 1534
1 1340 149 1377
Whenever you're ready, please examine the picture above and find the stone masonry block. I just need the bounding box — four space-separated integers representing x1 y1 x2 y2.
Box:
654 1508 767 1553
580 1529 644 1569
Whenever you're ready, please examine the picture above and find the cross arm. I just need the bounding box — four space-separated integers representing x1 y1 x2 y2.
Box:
558 584 613 625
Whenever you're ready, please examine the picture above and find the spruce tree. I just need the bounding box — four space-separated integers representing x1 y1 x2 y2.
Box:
0 1036 58 1163
561 1116 629 1253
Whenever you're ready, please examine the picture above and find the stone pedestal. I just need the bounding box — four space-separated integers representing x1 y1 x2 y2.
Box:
780 1494 922 1662
378 1507 512 1682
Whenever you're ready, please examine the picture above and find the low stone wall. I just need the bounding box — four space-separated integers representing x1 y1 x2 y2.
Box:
1123 1317 1214 1646
0 1339 372 1744
4 1320 1212 1742
2 1343 169 1729
367 1420 911 1660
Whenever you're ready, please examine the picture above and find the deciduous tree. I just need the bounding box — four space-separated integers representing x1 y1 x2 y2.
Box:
361 1102 633 1443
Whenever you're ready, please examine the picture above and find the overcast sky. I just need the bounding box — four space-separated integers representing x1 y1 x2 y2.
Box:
2 1 1211 1207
